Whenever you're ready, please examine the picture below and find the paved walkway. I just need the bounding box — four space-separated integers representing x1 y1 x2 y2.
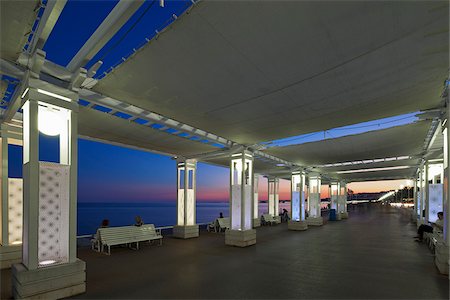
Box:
1 204 449 299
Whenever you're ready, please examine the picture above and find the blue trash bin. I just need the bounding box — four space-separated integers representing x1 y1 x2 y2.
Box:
329 209 336 221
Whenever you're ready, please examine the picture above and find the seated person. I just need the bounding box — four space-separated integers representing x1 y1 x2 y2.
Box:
415 212 443 242
219 212 224 219
100 219 109 228
134 215 144 227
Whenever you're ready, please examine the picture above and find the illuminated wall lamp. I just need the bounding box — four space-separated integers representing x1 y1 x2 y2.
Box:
38 106 64 136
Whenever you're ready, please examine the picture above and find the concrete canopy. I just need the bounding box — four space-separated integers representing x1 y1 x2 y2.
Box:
94 0 448 145
0 0 40 62
264 121 431 181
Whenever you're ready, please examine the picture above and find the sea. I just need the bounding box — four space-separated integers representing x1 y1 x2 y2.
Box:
77 201 299 236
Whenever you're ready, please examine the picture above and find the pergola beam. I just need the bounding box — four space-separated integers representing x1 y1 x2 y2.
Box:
27 0 68 54
66 0 145 72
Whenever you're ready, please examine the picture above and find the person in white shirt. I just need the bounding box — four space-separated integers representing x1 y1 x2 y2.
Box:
415 212 443 242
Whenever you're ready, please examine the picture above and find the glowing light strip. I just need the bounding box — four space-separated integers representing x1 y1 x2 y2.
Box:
336 166 411 174
37 89 72 102
377 191 395 201
320 156 411 168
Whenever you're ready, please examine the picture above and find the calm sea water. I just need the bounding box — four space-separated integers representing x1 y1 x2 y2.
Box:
77 201 294 235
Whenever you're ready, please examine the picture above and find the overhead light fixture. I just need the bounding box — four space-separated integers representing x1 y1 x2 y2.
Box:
336 166 411 174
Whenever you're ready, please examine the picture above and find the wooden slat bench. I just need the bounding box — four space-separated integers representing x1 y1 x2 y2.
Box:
261 214 277 226
96 224 163 255
217 217 230 232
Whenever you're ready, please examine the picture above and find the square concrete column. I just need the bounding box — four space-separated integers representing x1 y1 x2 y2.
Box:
426 163 444 223
418 164 426 226
306 174 323 226
330 181 341 221
424 162 430 223
173 159 199 239
288 171 307 231
268 177 281 224
413 174 418 223
225 150 256 247
252 174 260 228
0 124 23 269
436 115 450 276
339 181 348 219
12 79 86 299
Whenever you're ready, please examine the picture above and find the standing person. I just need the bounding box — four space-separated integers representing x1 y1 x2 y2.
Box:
134 215 144 227
281 209 290 222
415 212 444 242
219 212 224 219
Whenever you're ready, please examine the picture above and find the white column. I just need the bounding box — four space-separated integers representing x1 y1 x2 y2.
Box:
173 159 198 239
306 174 323 226
413 174 418 222
424 162 430 222
435 110 449 276
288 171 307 231
268 177 280 223
420 164 426 224
12 79 86 299
426 163 444 223
330 181 340 221
339 181 349 219
252 174 260 227
0 125 24 269
225 150 256 247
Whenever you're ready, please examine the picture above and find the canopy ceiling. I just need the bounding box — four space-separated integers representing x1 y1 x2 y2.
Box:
94 0 448 145
0 0 39 62
78 107 216 157
263 121 430 181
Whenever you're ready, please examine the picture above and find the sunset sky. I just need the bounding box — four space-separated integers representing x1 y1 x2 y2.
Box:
8 137 406 203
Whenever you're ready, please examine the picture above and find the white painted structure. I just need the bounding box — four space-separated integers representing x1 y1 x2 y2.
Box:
11 79 86 299
267 177 280 223
306 175 323 226
288 171 307 231
173 159 198 239
252 174 260 227
339 181 348 219
0 124 23 269
225 150 256 247
330 181 342 220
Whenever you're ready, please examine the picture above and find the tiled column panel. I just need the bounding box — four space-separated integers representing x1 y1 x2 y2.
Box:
38 162 69 266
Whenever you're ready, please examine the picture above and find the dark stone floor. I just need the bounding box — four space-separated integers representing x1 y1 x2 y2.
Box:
2 204 449 299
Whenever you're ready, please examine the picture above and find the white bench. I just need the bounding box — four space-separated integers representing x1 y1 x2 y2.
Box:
217 218 230 232
96 224 163 255
261 214 277 226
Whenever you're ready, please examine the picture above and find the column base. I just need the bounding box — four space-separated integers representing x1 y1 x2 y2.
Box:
274 216 281 224
12 259 86 299
306 217 324 226
173 225 199 239
252 218 261 228
288 220 308 231
0 245 22 269
434 244 449 275
225 229 256 247
340 212 348 219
